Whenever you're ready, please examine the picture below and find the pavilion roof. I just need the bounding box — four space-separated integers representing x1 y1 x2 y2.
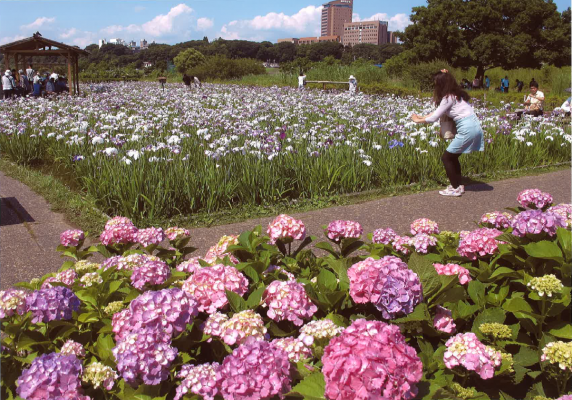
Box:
0 34 88 55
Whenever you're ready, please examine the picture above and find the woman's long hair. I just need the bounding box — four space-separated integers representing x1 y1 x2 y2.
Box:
433 71 470 106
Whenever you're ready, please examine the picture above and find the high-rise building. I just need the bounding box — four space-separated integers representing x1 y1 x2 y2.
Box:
342 20 388 47
109 38 125 46
321 0 353 38
388 31 399 43
140 39 148 50
98 39 106 48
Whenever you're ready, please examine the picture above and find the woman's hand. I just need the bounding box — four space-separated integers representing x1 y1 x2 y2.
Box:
411 114 424 123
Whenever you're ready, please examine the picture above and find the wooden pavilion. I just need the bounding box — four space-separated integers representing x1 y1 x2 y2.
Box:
0 33 88 95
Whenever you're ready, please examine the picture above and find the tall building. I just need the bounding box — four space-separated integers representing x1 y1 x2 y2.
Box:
98 39 106 48
388 31 399 44
109 38 125 45
140 39 148 50
342 20 388 47
321 0 353 38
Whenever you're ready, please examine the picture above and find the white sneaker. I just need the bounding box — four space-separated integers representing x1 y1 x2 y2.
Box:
439 185 465 194
459 185 465 194
439 186 463 197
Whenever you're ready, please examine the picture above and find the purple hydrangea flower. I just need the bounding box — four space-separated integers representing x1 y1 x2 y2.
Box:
25 286 80 323
374 264 423 319
372 228 397 244
511 209 566 237
412 233 437 254
136 227 165 247
16 352 88 400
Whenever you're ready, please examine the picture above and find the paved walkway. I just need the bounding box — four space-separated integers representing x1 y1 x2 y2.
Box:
1 169 570 290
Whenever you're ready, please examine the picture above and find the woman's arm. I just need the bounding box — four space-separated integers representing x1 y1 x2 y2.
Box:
411 96 454 124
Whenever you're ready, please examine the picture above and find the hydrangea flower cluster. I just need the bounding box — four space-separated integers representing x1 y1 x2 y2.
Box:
457 228 504 260
74 260 100 273
130 260 171 289
480 212 513 229
42 268 78 289
219 310 267 346
82 361 118 390
511 209 566 237
267 214 306 244
410 218 439 235
392 235 413 255
203 235 239 264
100 217 138 245
443 332 502 379
450 382 476 400
479 323 512 340
203 312 229 338
112 329 178 386
176 257 202 273
25 286 80 323
165 226 191 241
107 254 162 271
16 353 88 400
182 264 248 314
216 338 291 400
348 257 389 304
80 272 103 287
373 261 423 319
112 288 198 341
262 280 317 326
412 233 437 253
175 363 220 400
527 274 564 297
433 306 456 334
136 227 165 247
322 319 422 400
60 340 85 358
434 263 472 285
326 220 363 242
103 301 124 316
299 319 344 340
59 229 85 247
541 341 572 371
372 227 397 244
517 188 553 209
548 203 572 226
0 289 27 318
271 337 313 362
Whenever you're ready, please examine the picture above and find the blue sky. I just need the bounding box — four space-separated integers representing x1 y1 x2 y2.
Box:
1 0 570 47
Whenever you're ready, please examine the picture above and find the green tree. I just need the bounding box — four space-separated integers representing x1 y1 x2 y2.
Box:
173 48 207 73
400 0 571 80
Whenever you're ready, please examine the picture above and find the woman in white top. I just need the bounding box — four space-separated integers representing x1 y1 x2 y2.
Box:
348 75 357 94
411 69 484 197
298 73 306 89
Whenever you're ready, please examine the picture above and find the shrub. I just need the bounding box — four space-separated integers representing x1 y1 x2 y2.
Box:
173 48 206 74
188 56 265 81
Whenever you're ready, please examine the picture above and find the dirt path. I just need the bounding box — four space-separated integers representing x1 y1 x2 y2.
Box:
1 169 570 290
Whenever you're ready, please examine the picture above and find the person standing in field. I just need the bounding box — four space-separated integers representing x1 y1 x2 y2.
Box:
26 64 35 82
19 69 31 94
484 75 490 90
348 75 357 94
2 70 15 99
193 76 201 88
298 72 306 89
501 76 509 93
182 74 191 90
410 69 484 197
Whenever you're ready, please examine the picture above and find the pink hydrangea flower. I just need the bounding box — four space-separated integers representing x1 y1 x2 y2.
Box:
136 227 165 247
176 257 203 274
412 233 437 253
165 227 191 241
411 218 439 235
267 214 306 244
0 289 27 318
105 216 135 229
203 312 229 338
433 306 456 334
434 263 472 285
131 260 171 290
262 280 317 326
443 332 502 379
204 235 240 264
100 222 138 245
480 212 513 229
175 362 220 400
322 319 422 400
182 264 248 314
511 209 566 237
271 337 313 362
348 257 391 304
392 235 413 255
372 228 397 244
457 228 504 260
548 203 572 227
327 220 363 242
517 188 553 209
216 338 291 400
60 340 86 358
41 269 78 289
60 230 85 247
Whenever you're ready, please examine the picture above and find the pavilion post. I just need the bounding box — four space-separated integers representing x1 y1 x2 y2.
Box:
75 56 80 95
14 53 18 75
3 52 8 71
67 52 73 95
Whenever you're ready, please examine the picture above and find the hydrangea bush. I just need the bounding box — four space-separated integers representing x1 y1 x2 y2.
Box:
1 189 571 400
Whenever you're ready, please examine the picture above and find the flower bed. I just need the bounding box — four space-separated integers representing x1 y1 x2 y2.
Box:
1 188 571 400
0 83 570 221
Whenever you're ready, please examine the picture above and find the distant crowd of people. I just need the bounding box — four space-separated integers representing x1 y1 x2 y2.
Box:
2 64 69 99
460 75 538 93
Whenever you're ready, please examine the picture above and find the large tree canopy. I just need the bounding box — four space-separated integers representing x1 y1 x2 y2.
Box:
400 0 570 77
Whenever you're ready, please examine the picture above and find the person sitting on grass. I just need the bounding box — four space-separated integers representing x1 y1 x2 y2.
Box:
554 96 571 117
410 69 484 197
516 82 544 119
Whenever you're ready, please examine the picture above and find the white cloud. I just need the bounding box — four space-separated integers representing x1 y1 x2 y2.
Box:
21 17 56 31
0 35 26 46
219 5 323 40
197 17 214 31
60 28 77 39
352 12 411 31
